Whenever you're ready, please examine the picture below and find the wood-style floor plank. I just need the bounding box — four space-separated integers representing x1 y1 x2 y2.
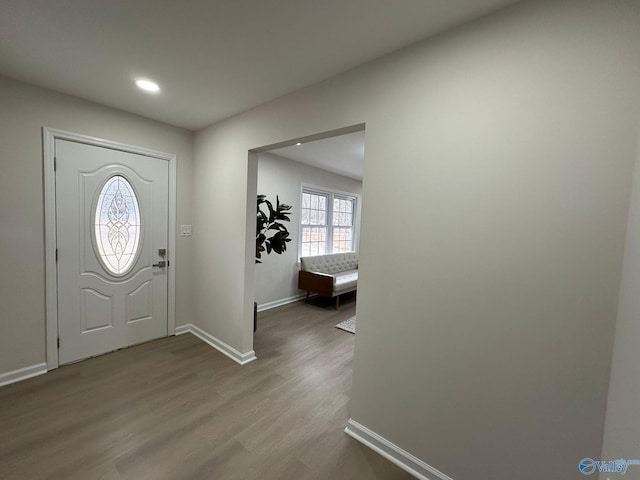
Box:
0 295 412 479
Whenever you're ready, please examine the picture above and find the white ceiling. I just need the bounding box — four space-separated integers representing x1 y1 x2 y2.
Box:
270 131 365 181
0 0 520 130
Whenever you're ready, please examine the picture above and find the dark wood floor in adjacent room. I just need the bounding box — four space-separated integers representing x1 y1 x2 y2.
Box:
0 295 412 479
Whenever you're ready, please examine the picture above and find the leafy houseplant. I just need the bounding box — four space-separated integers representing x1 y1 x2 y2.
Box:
256 195 292 263
254 195 292 332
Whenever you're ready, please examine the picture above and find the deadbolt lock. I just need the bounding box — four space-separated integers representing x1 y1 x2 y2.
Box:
158 248 166 257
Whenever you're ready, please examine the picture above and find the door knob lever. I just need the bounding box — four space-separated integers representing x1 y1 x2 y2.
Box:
152 261 166 268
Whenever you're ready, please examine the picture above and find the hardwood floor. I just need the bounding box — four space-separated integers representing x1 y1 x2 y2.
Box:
0 295 412 479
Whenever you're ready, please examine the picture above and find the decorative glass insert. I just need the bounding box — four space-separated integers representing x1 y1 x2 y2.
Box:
94 175 141 275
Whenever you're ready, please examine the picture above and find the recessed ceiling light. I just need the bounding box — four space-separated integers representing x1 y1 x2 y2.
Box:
135 79 160 93
296 142 302 146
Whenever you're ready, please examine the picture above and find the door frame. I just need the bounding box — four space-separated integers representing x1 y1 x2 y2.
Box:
43 128 177 370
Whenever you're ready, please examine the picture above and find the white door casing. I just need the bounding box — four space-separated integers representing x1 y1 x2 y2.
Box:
44 129 177 369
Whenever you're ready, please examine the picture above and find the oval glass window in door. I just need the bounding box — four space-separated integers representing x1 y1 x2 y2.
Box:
94 175 141 275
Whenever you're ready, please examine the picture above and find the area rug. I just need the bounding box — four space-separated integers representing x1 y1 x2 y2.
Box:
335 316 356 334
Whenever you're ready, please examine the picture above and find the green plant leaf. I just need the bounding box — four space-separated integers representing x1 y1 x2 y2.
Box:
257 194 293 262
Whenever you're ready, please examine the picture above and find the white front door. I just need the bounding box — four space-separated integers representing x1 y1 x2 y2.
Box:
55 139 169 364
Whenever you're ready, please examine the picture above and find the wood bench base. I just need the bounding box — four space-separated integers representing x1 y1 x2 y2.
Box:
298 271 355 310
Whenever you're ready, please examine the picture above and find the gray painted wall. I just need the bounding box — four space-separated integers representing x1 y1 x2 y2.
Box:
192 1 640 478
601 121 640 476
0 76 194 375
255 152 362 307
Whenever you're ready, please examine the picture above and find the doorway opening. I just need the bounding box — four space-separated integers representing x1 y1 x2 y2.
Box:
246 123 366 351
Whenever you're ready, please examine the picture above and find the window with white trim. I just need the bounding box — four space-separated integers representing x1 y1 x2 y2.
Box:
300 187 357 257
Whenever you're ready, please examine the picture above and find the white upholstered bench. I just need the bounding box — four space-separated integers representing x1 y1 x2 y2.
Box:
298 252 358 309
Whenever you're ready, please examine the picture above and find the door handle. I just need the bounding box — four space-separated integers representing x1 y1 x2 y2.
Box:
153 261 166 268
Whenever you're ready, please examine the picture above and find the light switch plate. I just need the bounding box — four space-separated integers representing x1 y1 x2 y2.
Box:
180 225 192 236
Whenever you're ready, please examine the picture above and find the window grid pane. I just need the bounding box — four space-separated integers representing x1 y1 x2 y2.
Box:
301 190 328 256
332 227 353 253
332 197 354 227
301 193 328 227
301 226 327 256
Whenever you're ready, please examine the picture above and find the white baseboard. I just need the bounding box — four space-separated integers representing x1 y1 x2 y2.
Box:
175 324 257 365
0 363 48 387
257 293 308 312
345 418 454 480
